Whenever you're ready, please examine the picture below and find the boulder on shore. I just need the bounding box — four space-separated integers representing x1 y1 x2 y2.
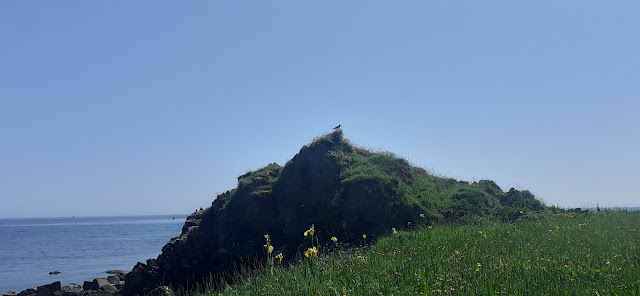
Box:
36 282 61 296
60 284 83 296
82 281 98 292
17 289 35 296
106 276 120 286
105 270 126 281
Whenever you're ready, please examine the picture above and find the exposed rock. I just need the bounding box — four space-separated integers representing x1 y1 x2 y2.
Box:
2 292 17 296
180 210 204 235
40 282 61 292
36 282 61 296
82 281 98 292
106 276 120 286
80 278 116 295
60 285 82 296
60 285 80 291
82 291 112 296
48 271 61 275
105 270 126 282
94 279 109 288
147 286 174 296
17 289 35 296
61 291 82 296
98 285 117 294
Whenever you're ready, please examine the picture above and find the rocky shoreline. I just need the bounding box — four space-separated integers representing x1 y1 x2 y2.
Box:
1 271 175 296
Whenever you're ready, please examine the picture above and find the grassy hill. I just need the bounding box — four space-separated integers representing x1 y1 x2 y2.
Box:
191 210 640 295
123 130 547 294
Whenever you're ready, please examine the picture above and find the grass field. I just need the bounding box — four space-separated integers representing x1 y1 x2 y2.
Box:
192 211 640 295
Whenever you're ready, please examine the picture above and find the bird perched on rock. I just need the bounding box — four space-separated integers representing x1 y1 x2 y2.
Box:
333 124 341 129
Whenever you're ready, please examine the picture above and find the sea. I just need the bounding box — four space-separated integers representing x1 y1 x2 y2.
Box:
0 215 187 293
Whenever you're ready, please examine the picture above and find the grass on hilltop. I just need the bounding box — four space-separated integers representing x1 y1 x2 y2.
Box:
339 147 543 223
184 210 640 296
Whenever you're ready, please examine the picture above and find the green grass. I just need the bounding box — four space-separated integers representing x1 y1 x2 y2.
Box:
192 211 640 295
339 148 539 222
342 150 406 185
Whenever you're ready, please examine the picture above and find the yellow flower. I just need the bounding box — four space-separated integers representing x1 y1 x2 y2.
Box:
362 234 367 239
420 213 425 218
309 224 315 235
428 225 432 229
606 260 611 265
268 245 274 254
304 247 318 258
275 253 283 262
264 234 270 242
475 268 480 272
331 236 338 243
519 210 524 214
392 227 397 235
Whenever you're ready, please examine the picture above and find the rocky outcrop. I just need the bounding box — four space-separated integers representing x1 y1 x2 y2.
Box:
36 282 60 296
61 284 83 296
122 130 545 295
11 270 128 296
180 209 204 235
17 289 35 296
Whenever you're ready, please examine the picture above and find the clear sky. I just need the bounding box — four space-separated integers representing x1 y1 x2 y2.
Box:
1 1 638 218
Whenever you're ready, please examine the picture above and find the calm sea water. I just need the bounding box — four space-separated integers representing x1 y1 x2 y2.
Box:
0 215 186 293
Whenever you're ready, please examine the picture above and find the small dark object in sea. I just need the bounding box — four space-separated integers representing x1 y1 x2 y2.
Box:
49 271 61 275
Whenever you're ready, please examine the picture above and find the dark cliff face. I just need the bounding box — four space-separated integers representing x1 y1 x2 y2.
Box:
122 130 545 295
122 131 352 295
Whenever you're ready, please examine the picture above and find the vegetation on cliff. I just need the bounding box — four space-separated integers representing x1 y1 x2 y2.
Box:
232 130 543 224
123 130 546 295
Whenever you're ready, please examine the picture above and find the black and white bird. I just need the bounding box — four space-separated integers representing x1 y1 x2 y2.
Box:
333 124 341 129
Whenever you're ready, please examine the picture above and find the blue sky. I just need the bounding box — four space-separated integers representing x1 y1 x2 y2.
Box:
1 1 638 218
